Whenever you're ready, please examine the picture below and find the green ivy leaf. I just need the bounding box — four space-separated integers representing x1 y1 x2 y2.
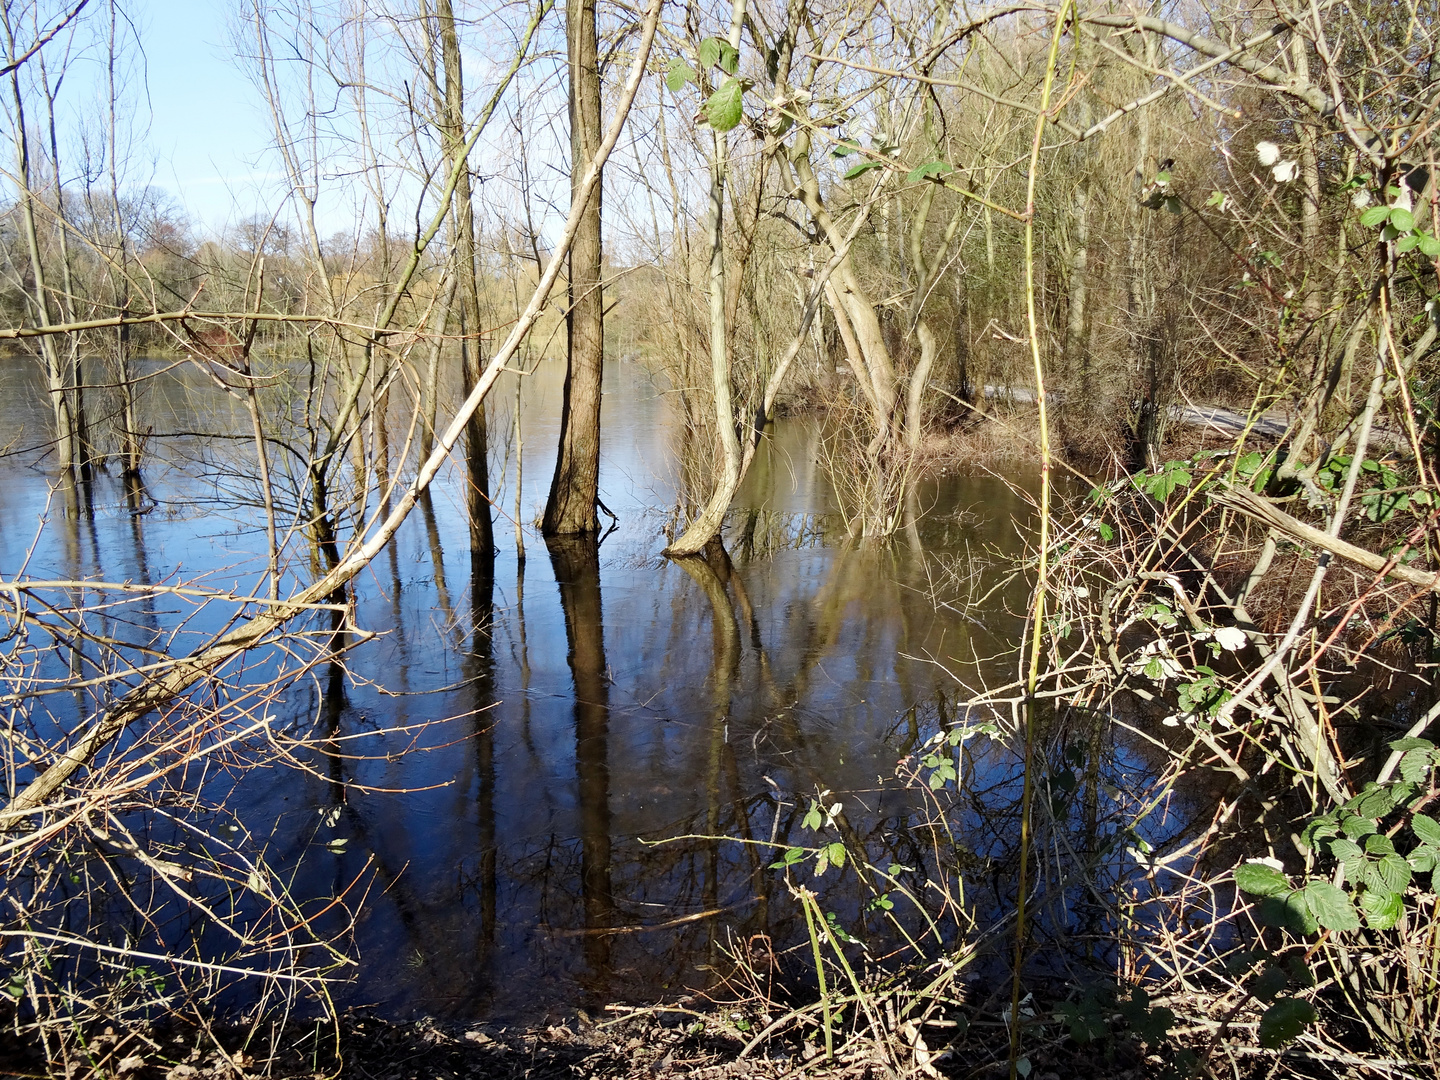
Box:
665 59 695 92
1235 862 1289 896
1302 880 1360 931
1258 998 1316 1048
905 160 952 183
702 78 744 132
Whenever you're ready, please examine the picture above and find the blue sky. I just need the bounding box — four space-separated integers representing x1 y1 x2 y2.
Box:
137 1 278 235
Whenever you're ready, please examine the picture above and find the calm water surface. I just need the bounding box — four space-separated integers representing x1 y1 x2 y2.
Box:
1 352 1168 1022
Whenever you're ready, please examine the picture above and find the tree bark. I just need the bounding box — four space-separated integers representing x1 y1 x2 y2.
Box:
3 7 75 475
439 0 495 554
544 0 604 535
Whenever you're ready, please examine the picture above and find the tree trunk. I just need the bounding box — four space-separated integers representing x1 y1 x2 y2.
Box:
439 0 495 554
544 0 604 536
4 11 75 476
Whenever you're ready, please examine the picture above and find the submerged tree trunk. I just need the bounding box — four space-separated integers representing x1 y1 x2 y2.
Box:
4 10 76 476
439 0 495 555
544 0 604 536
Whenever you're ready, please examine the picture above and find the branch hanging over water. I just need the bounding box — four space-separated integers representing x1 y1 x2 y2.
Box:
0 0 667 825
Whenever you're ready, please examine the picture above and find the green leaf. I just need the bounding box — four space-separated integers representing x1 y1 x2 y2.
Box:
1258 998 1316 1048
1347 784 1396 820
1235 862 1289 896
1398 233 1422 253
830 138 860 157
825 841 846 869
1360 205 1392 227
1390 207 1416 232
803 799 823 831
1412 813 1440 846
697 37 722 69
1421 234 1440 258
769 846 808 868
824 910 858 943
1097 522 1114 541
1056 998 1107 1043
1164 195 1183 215
843 159 885 180
1143 461 1192 502
1302 880 1360 931
905 160 952 183
1359 889 1404 930
1250 963 1290 1002
1364 833 1395 856
702 79 744 132
1286 954 1316 988
717 40 739 76
1340 814 1378 840
1118 989 1173 1044
1391 737 1436 753
1329 837 1365 877
1401 749 1433 784
1372 853 1412 893
1225 949 1262 976
1206 190 1226 207
665 60 695 92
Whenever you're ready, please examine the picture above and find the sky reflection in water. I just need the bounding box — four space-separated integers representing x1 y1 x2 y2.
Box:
0 354 1158 1022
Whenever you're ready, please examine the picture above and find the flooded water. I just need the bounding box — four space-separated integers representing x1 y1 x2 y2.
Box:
0 350 1174 1023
